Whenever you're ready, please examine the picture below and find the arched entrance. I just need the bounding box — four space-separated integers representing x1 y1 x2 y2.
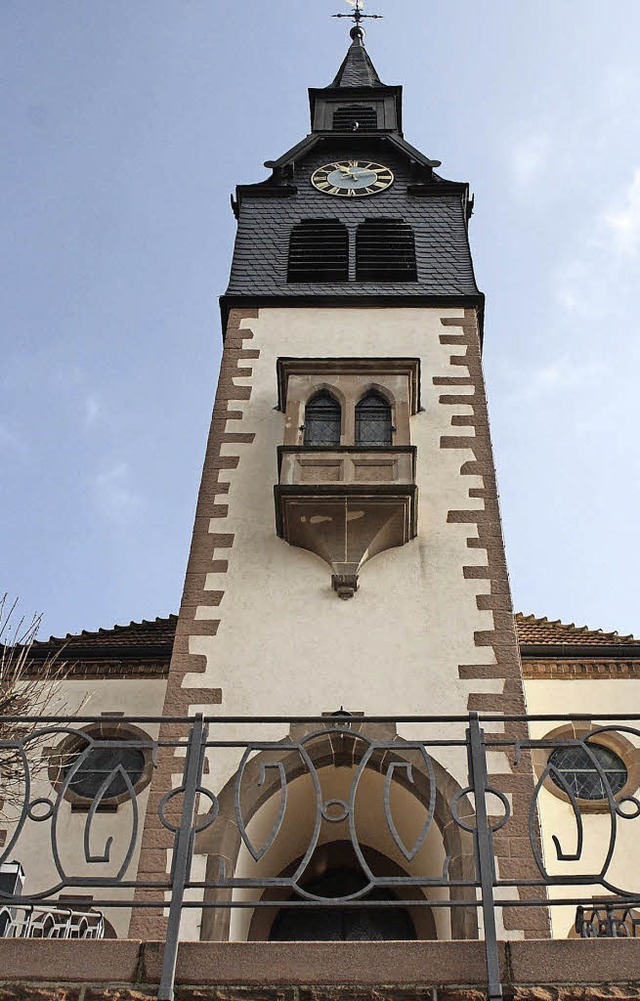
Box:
269 867 417 942
247 841 435 942
196 722 477 942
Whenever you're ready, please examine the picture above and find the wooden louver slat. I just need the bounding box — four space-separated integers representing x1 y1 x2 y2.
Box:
356 219 417 282
332 105 378 132
288 219 349 283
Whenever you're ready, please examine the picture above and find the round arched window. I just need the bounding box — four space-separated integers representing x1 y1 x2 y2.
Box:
64 744 146 800
549 743 627 800
52 725 153 808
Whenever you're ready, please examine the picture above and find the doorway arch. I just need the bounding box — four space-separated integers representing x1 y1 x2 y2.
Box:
197 723 477 942
247 840 437 942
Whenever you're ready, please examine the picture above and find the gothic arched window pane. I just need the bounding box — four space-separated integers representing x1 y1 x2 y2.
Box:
304 391 341 447
355 393 392 447
356 219 417 282
288 219 349 283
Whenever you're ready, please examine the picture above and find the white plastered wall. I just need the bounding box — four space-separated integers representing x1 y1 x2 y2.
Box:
169 306 517 940
186 308 501 764
182 308 502 792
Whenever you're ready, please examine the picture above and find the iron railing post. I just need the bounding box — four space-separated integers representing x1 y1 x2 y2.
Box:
158 714 208 1001
467 711 503 1001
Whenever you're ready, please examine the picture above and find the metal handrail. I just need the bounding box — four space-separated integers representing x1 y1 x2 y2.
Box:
1 711 639 1001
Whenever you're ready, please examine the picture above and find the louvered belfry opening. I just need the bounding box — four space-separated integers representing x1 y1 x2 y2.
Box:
356 219 418 282
304 391 342 447
288 219 349 283
355 393 393 447
332 104 378 132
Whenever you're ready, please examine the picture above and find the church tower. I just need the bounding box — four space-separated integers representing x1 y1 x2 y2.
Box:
132 18 546 945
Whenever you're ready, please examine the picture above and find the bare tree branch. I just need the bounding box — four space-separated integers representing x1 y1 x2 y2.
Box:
0 594 75 813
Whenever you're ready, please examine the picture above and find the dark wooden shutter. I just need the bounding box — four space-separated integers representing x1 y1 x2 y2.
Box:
332 105 378 132
356 219 417 282
288 219 349 283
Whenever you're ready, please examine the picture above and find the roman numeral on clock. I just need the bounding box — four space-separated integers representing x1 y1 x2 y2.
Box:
312 162 394 196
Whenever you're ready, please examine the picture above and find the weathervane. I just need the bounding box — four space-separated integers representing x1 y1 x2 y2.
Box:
332 0 383 27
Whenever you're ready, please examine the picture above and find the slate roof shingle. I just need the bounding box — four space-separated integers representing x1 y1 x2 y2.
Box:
226 149 479 300
329 33 384 89
28 615 178 658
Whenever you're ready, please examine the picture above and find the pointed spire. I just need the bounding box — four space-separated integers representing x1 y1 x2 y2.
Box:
330 26 384 88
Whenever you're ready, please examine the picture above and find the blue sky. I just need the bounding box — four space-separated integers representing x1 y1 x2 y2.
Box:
2 1 640 640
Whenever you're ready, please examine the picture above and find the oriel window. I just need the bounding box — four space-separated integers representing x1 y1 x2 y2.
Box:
355 393 392 446
304 392 342 447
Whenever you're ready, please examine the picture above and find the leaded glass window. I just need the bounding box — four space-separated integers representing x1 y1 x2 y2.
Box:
549 743 627 800
355 393 392 447
304 392 341 447
64 744 146 800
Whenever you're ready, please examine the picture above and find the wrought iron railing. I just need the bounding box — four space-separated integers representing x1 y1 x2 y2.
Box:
1 712 639 1001
0 903 104 939
576 903 640 938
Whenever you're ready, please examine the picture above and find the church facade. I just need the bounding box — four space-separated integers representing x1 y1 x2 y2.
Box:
2 20 640 999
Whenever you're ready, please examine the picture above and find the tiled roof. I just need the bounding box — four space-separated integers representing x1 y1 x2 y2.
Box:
30 615 177 657
515 613 640 649
27 612 640 664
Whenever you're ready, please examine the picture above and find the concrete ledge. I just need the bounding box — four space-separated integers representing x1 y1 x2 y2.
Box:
0 939 142 983
0 938 638 992
143 941 504 986
509 938 640 985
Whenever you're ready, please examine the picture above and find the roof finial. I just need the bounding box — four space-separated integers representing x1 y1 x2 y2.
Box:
332 0 383 41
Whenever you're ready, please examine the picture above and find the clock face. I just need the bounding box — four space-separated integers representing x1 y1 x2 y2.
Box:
311 160 394 198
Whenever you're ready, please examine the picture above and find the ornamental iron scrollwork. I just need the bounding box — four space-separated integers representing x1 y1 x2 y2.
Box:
230 728 446 901
576 902 640 938
2 712 640 1001
520 723 640 896
0 724 155 894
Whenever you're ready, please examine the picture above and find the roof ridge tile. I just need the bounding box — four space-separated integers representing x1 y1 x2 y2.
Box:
514 611 638 646
31 611 638 654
